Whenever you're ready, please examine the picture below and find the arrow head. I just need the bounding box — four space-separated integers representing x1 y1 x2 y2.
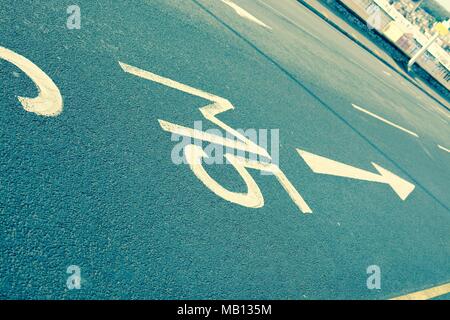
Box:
372 163 415 201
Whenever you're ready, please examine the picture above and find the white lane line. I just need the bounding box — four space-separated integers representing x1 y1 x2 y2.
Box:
352 104 419 138
391 282 450 300
438 145 450 153
221 0 272 30
438 117 448 124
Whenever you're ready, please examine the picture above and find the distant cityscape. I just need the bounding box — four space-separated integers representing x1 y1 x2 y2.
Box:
390 0 450 53
336 0 449 88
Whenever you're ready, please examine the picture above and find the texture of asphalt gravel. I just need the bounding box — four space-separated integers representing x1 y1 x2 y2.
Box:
1 0 449 299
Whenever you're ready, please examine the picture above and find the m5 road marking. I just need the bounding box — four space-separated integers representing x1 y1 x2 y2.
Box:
120 61 416 213
391 282 450 300
297 149 415 200
352 104 449 154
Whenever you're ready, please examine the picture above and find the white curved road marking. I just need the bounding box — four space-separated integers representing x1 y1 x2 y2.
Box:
391 282 450 300
119 61 270 159
352 104 419 138
297 149 415 201
0 46 63 117
221 0 272 30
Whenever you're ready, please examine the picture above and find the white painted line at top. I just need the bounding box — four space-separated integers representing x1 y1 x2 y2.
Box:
438 145 450 153
391 282 450 300
352 104 419 138
118 61 271 159
221 0 272 30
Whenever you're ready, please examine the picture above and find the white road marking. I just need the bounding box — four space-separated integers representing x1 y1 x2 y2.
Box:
0 46 63 117
297 149 415 201
221 0 272 30
119 61 270 158
352 104 419 138
391 282 450 300
120 61 312 214
185 144 265 209
257 0 392 83
438 145 450 153
186 144 312 213
158 119 266 157
257 0 318 38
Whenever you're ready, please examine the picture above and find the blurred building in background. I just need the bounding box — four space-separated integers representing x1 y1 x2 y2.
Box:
338 0 450 86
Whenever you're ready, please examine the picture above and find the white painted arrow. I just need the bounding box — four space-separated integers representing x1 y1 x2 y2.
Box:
297 149 415 201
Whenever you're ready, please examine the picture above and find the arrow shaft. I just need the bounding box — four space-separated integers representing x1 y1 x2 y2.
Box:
298 149 386 184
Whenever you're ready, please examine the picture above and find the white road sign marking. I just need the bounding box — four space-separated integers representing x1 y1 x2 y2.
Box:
352 104 419 138
120 61 312 214
297 149 415 201
185 144 312 213
438 145 450 153
119 61 270 159
0 46 63 117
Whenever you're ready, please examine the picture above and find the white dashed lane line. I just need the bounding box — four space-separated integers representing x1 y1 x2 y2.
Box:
352 104 449 155
352 104 419 138
221 0 272 30
438 145 450 153
0 46 63 117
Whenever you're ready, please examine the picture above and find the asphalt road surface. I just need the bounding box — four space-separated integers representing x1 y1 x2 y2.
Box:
1 0 449 300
